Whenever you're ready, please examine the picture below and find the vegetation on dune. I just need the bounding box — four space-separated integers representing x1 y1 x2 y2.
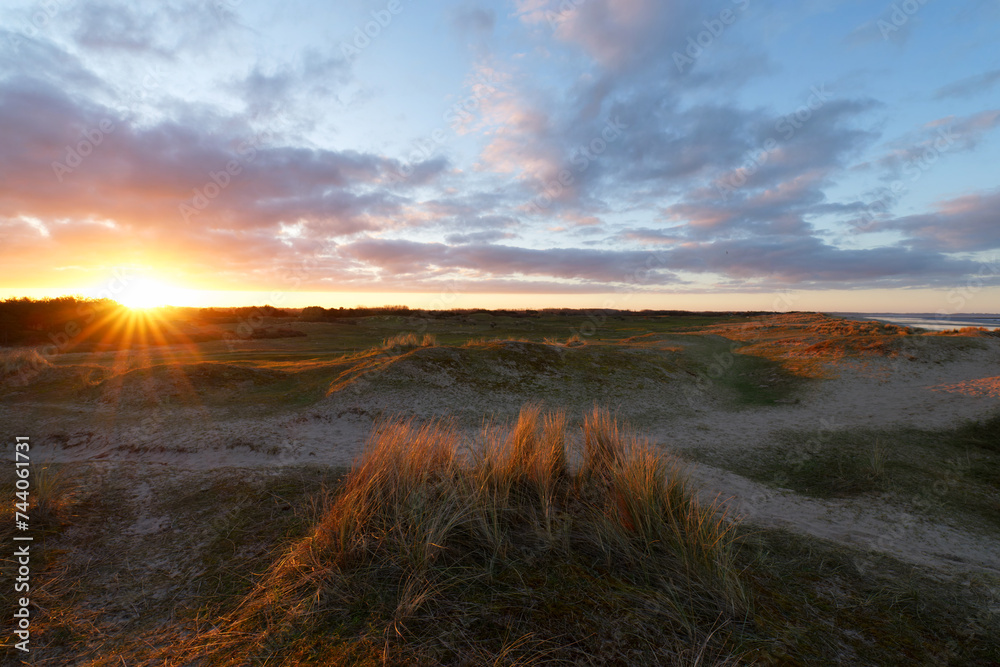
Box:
1 346 52 381
198 405 747 665
704 414 1000 533
934 326 1000 337
380 332 437 349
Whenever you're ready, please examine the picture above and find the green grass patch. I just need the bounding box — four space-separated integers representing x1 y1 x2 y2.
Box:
715 415 1000 531
738 528 1000 665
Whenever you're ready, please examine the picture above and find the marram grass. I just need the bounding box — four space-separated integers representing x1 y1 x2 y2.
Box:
197 405 749 665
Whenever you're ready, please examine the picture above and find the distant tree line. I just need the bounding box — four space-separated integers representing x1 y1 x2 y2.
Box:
1 296 776 349
0 297 124 347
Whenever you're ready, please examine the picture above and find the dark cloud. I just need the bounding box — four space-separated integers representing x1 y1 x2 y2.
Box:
663 236 976 285
236 50 351 118
340 238 680 285
337 233 978 290
445 229 516 245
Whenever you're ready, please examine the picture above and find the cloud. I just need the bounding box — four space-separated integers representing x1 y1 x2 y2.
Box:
845 9 920 48
451 6 496 34
853 109 1000 182
234 49 351 119
445 229 516 245
0 74 448 288
934 69 1000 100
337 232 979 291
0 30 107 94
1 0 995 300
878 189 1000 252
64 1 244 57
340 238 680 285
663 236 975 285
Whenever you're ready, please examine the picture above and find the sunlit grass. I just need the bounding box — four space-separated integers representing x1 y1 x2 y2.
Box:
0 346 51 382
199 405 746 664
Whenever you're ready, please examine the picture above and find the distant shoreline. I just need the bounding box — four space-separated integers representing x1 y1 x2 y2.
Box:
835 312 1000 332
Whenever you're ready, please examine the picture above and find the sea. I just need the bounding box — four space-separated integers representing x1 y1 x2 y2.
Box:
835 313 1000 332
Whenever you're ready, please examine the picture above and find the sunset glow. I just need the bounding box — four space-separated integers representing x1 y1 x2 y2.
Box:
1 1 998 311
113 279 190 310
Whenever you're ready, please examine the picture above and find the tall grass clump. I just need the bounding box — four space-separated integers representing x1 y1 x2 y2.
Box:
30 465 78 528
380 332 437 350
1 347 51 382
203 405 750 665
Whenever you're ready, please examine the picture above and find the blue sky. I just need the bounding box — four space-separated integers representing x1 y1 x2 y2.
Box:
1 0 999 311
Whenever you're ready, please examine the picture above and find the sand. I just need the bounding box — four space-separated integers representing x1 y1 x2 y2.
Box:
7 329 1000 584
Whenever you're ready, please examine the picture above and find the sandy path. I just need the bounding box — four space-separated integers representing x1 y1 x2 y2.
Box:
8 335 1000 583
689 463 1000 579
654 340 1000 457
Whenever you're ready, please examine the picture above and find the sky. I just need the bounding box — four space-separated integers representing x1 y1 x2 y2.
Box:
1 0 999 312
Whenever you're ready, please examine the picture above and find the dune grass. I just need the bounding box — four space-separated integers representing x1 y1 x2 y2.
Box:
380 332 437 349
197 405 747 664
1 346 51 382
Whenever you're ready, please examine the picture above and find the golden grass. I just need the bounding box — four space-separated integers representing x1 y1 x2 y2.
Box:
198 405 747 664
0 346 51 382
696 313 915 378
934 326 999 336
30 465 79 527
380 332 437 349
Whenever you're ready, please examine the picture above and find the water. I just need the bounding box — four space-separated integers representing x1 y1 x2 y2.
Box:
836 313 1000 332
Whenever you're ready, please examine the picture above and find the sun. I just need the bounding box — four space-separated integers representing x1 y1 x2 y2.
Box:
117 278 186 309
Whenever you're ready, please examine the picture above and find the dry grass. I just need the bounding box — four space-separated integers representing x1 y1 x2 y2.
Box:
0 464 78 535
0 346 51 382
935 326 1000 337
30 465 79 528
696 313 915 378
462 336 533 347
380 332 437 349
196 405 748 665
